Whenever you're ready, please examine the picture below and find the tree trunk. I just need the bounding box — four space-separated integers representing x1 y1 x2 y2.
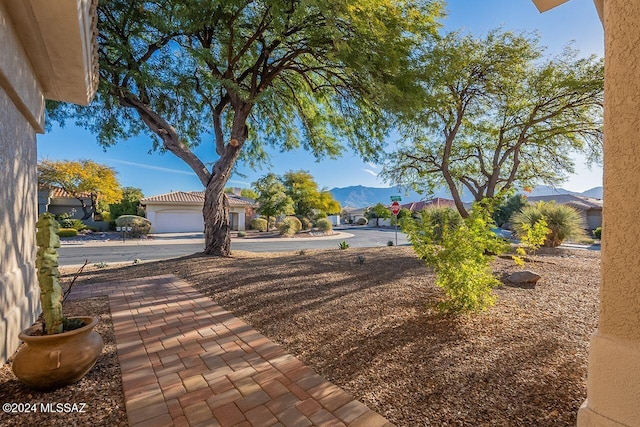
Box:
203 183 231 256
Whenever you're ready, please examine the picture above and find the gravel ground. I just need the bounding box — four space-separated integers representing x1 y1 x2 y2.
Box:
1 246 600 426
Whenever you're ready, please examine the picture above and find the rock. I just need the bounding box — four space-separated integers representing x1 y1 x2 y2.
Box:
508 270 541 288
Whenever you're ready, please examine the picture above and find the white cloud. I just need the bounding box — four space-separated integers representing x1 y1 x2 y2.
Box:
366 162 380 170
362 169 379 177
108 159 195 175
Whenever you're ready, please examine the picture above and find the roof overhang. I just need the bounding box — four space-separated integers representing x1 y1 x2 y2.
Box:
3 0 98 105
531 0 603 22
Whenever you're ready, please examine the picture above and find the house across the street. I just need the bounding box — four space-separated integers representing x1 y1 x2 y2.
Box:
141 191 256 233
526 194 603 231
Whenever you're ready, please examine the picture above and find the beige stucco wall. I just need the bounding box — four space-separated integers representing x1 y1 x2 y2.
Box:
577 0 640 425
0 2 41 363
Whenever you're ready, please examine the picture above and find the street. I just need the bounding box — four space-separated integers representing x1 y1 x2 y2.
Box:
58 228 409 267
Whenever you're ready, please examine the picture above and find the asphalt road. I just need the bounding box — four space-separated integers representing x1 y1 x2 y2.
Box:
58 228 409 267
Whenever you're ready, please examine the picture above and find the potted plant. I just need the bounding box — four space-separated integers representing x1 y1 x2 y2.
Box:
11 213 103 389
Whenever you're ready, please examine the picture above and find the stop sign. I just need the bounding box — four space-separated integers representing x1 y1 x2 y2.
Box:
391 201 401 215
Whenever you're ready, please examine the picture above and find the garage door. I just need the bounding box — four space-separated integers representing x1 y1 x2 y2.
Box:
153 211 204 233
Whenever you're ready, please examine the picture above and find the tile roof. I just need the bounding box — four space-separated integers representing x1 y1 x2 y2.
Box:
140 191 255 207
39 185 91 198
526 194 603 210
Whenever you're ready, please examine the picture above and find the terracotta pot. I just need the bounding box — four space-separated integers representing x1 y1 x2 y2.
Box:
12 316 103 390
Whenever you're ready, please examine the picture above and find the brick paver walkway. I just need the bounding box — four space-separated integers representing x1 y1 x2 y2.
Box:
70 275 393 427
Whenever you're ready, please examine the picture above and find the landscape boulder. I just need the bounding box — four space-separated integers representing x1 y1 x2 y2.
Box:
507 270 541 288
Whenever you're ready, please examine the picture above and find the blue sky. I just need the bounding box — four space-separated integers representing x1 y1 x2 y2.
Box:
37 0 604 197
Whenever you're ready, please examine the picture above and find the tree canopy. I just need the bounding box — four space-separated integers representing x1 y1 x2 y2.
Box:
38 159 123 220
382 30 604 217
52 0 443 255
252 173 294 226
109 186 144 219
282 170 341 217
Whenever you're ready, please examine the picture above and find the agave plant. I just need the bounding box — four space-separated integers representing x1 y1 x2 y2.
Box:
511 201 587 247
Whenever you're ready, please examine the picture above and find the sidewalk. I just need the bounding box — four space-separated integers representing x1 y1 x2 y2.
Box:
70 275 393 427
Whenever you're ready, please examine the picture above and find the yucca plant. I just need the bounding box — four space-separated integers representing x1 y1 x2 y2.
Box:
511 201 587 247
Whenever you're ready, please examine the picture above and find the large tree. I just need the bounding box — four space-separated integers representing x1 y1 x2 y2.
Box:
109 186 144 219
282 170 340 217
382 30 604 217
54 0 442 255
38 159 123 219
252 173 294 227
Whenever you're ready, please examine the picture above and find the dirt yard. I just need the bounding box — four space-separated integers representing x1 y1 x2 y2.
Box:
1 246 600 426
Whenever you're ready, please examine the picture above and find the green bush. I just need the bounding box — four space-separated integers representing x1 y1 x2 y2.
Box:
492 194 527 227
414 207 463 244
338 241 350 250
59 218 87 231
402 200 508 314
115 215 151 237
250 218 268 232
356 217 368 226
278 216 302 236
315 218 332 233
237 231 247 237
298 216 313 230
511 201 587 247
593 226 602 239
58 228 78 237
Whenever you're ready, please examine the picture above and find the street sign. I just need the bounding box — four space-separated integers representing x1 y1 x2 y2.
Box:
391 201 401 215
390 195 402 202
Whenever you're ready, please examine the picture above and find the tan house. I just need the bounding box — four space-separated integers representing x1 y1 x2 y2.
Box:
526 194 603 231
535 1 638 426
0 0 98 363
401 197 457 213
141 191 256 233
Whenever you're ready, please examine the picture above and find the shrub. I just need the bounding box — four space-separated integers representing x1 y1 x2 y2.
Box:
237 231 246 237
58 228 78 238
338 241 350 250
356 217 368 226
493 194 527 227
250 218 268 232
115 215 151 237
278 216 302 236
387 240 394 246
593 226 602 239
299 216 313 230
415 207 463 244
402 200 509 313
315 218 332 233
511 201 587 247
59 218 87 231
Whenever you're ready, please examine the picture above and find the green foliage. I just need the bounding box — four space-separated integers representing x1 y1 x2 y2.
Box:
387 240 394 246
250 218 268 232
315 218 332 233
115 215 152 237
512 218 549 266
383 29 604 217
38 159 123 220
237 231 247 238
278 216 302 236
35 213 63 335
365 203 391 226
240 188 258 200
411 207 463 244
54 0 443 255
93 262 108 269
109 187 144 219
493 194 527 227
338 241 350 250
356 218 368 226
283 171 341 217
58 218 87 231
253 173 295 227
402 201 509 313
58 228 79 238
299 216 313 230
593 226 602 239
511 201 587 248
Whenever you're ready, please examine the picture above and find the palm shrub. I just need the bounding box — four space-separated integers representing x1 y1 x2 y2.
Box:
402 201 508 313
511 201 587 247
315 218 332 233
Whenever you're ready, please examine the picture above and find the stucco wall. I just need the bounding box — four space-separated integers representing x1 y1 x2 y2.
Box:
0 82 40 364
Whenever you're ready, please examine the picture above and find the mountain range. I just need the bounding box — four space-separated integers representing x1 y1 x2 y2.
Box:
330 185 603 208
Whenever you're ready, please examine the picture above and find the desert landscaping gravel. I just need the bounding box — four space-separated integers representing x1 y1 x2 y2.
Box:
1 246 599 426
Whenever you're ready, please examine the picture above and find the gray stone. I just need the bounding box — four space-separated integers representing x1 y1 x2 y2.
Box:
508 270 542 288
